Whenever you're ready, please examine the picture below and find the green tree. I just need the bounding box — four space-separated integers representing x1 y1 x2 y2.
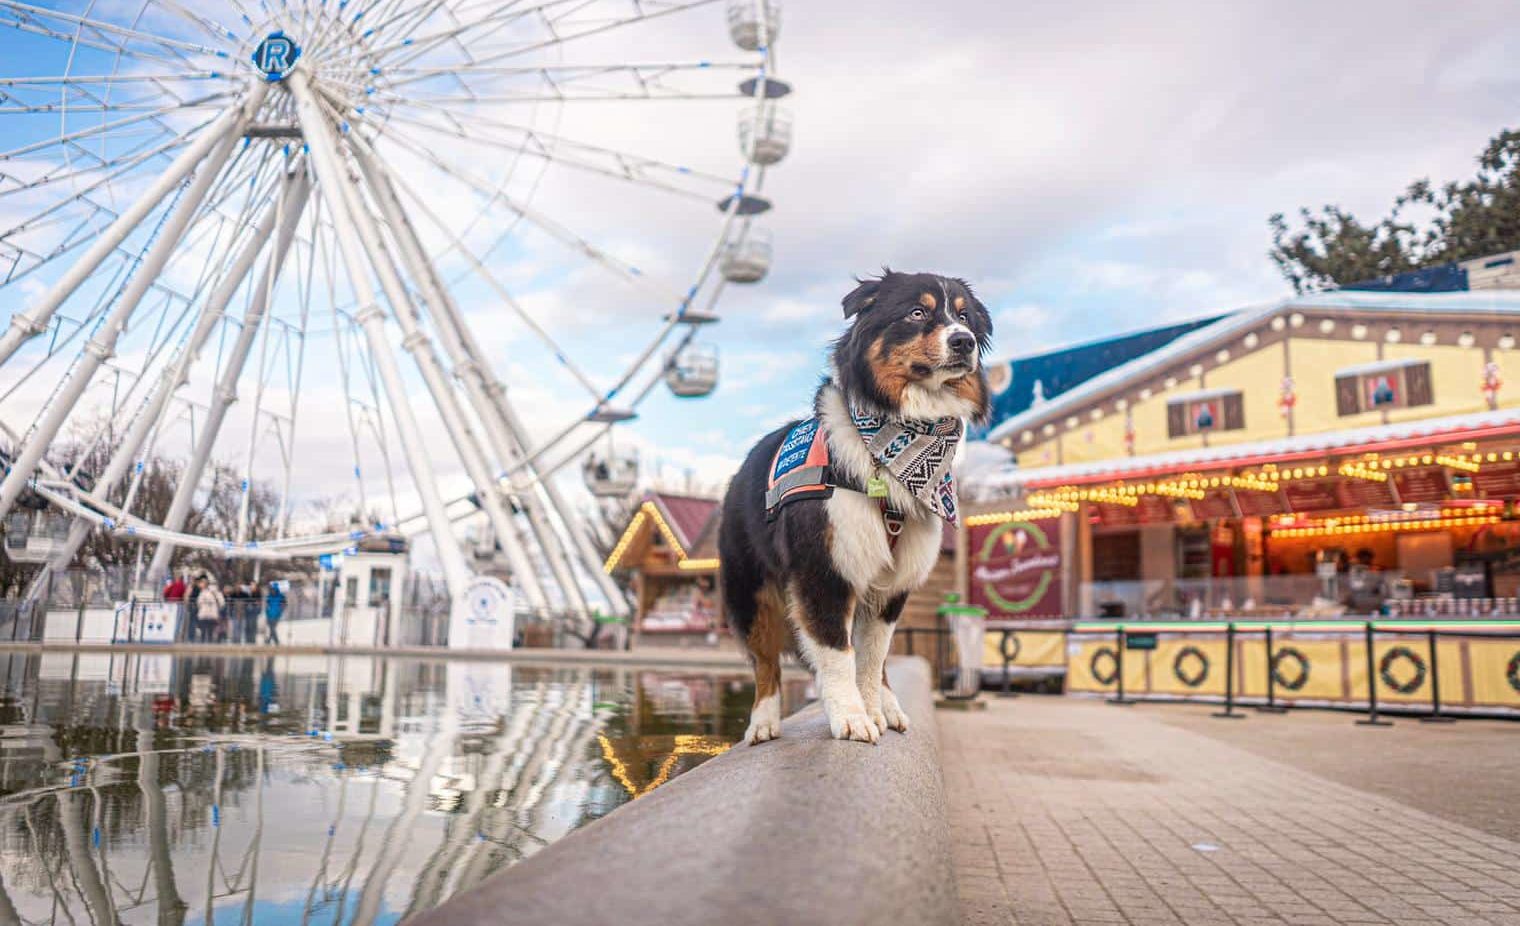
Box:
1270 129 1520 293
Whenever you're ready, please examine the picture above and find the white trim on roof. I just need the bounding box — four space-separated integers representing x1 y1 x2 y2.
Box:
1334 357 1424 378
1166 387 1240 404
974 406 1520 491
986 290 1520 443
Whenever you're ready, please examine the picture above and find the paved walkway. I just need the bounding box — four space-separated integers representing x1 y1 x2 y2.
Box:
941 697 1520 926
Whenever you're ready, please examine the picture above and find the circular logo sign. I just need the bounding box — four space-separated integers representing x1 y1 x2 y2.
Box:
252 32 302 82
973 520 1059 614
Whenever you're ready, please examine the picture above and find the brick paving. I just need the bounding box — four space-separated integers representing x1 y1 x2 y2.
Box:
940 697 1520 926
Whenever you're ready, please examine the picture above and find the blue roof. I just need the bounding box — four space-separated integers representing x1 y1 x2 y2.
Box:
1343 262 1468 294
974 316 1224 438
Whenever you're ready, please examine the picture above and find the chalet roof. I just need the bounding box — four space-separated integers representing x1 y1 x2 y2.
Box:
649 493 720 552
986 290 1520 444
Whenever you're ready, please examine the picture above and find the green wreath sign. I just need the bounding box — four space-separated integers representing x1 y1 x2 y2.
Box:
1508 651 1520 694
1378 646 1426 695
1270 647 1310 692
1173 646 1210 687
1090 646 1119 686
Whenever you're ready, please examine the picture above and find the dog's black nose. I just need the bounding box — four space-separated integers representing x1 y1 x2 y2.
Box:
948 331 975 355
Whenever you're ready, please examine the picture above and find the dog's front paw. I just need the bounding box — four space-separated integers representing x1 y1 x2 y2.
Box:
880 687 910 734
745 696 782 745
828 709 880 744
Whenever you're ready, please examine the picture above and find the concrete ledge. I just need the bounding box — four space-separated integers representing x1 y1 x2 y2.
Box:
414 656 957 926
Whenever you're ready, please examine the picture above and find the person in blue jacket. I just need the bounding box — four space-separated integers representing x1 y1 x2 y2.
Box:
264 580 287 645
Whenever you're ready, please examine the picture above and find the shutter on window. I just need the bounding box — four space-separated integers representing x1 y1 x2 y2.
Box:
1167 402 1187 438
1335 374 1361 416
1222 393 1245 431
1405 361 1434 407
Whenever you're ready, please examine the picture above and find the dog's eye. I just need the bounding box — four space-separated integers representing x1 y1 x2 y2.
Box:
909 309 925 321
958 312 969 323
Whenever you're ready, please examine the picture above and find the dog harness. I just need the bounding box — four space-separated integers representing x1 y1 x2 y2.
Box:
765 411 963 541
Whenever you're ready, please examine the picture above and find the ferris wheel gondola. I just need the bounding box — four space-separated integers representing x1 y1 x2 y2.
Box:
0 0 792 624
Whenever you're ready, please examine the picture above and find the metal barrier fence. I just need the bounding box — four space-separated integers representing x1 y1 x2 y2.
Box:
1093 621 1520 724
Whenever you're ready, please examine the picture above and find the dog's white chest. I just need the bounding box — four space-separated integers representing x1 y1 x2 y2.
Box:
825 490 944 596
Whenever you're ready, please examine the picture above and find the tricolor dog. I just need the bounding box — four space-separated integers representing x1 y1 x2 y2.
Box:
719 270 993 743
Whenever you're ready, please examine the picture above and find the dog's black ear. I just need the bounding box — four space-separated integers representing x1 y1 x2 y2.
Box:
842 278 881 319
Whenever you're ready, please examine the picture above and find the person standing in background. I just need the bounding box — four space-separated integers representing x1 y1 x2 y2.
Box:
264 580 286 645
194 576 224 643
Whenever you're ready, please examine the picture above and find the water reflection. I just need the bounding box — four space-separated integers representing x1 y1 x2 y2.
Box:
0 652 809 924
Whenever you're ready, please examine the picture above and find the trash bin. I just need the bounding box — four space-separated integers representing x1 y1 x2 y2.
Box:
937 593 987 699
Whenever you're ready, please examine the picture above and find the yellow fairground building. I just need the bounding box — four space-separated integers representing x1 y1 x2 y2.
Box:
961 290 1520 714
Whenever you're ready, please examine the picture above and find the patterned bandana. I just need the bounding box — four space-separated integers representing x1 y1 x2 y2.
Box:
849 405 963 523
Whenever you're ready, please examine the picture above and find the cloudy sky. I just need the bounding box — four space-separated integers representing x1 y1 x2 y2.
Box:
617 0 1520 487
4 0 1520 550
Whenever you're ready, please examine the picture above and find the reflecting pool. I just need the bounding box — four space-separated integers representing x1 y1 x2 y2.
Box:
0 651 809 924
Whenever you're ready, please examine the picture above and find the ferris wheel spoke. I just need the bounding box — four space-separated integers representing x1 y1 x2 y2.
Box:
358 132 604 403
0 125 202 239
0 84 267 524
379 60 752 88
0 91 235 164
0 14 204 68
371 121 685 301
0 0 235 61
378 107 727 200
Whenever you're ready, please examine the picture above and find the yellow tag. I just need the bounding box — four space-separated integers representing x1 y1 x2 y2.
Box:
867 476 889 498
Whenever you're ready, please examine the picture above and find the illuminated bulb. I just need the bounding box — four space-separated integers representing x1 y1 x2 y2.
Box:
1459 331 1476 348
1164 377 1177 389
1215 349 1230 364
1065 416 1078 429
1271 316 1287 331
1021 430 1034 444
1115 398 1128 411
1188 364 1204 377
1351 324 1368 340
1042 423 1055 436
1090 408 1103 421
1139 388 1153 400
1385 327 1402 343
1289 312 1305 328
1319 318 1336 334
1244 333 1259 349
1420 330 1437 346
1502 334 1517 350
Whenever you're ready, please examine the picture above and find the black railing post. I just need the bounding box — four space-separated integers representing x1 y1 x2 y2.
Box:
1212 622 1245 719
1257 624 1287 714
1419 628 1455 724
1356 620 1392 726
999 630 1018 698
904 628 916 657
1107 625 1133 705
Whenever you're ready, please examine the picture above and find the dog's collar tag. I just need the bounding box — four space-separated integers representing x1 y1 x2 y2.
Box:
867 472 889 498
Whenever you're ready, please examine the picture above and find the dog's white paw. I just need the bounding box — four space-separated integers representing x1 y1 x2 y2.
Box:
745 694 782 745
829 709 880 744
746 716 781 744
880 688 910 734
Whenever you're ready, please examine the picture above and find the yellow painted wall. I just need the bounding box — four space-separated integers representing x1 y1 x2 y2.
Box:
1015 331 1497 468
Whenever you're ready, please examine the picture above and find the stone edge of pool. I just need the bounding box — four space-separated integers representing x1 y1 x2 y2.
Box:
413 655 957 926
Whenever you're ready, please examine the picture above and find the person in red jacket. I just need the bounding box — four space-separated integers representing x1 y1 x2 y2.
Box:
163 574 187 602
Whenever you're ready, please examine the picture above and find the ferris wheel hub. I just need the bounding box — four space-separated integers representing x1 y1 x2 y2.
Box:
252 31 303 82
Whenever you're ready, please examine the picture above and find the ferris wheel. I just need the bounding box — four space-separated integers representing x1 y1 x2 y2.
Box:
0 0 791 620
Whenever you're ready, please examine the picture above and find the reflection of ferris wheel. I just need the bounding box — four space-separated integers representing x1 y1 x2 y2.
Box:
0 0 791 619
